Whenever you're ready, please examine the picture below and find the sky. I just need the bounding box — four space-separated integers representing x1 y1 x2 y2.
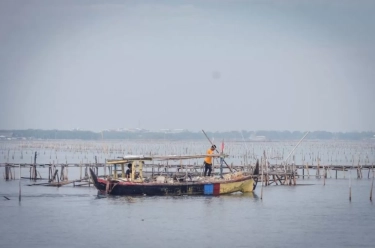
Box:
0 0 374 132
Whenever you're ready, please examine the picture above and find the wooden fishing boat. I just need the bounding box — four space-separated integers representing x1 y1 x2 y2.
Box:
89 154 259 196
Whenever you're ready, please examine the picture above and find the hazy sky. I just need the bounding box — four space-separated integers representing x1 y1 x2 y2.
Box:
0 0 374 132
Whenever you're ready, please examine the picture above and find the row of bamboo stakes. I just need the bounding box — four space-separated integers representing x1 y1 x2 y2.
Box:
1 139 374 166
2 161 374 202
1 138 374 202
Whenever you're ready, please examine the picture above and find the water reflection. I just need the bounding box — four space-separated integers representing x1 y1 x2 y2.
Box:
96 191 260 205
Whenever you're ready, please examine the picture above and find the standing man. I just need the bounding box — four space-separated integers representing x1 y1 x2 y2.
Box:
204 145 216 177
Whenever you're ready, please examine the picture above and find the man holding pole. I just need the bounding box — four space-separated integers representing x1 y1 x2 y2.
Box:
204 145 216 177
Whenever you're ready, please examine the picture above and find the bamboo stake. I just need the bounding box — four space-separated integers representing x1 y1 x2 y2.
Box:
239 131 249 172
327 165 331 178
349 168 352 202
104 159 107 177
33 151 37 181
260 157 264 200
19 165 21 202
293 154 296 185
370 168 374 202
302 165 304 179
306 162 310 178
48 164 51 182
263 150 268 186
88 165 91 187
317 159 320 179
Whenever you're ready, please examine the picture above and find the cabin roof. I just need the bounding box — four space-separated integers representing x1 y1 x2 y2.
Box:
106 154 227 164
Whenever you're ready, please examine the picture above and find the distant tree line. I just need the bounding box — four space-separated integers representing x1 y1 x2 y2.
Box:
1 129 374 141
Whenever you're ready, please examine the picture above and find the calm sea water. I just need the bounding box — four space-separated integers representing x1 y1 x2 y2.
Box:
1 140 375 248
1 177 374 248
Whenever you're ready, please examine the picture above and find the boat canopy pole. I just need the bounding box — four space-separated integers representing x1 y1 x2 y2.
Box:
220 157 224 178
130 160 143 181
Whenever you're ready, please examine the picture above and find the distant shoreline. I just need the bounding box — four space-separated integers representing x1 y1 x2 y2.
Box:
0 129 374 141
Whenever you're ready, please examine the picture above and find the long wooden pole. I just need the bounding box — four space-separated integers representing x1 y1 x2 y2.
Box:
33 151 37 181
202 130 233 173
19 165 21 202
370 167 374 202
284 131 310 163
260 157 264 200
240 131 249 171
349 168 352 202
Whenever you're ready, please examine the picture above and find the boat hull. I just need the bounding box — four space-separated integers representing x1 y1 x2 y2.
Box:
90 169 257 196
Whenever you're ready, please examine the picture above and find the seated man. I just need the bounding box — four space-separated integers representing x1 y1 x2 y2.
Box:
125 163 132 179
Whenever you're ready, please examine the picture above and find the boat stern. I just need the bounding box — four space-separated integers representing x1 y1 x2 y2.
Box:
240 178 255 193
218 175 255 194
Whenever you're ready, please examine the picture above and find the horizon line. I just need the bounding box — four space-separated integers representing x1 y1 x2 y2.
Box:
0 128 375 133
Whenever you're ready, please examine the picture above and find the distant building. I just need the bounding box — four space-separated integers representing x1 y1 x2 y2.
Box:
0 131 12 140
249 133 267 141
249 136 267 141
120 128 149 133
159 129 187 133
172 129 187 133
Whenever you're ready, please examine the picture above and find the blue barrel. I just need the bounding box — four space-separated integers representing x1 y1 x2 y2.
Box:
204 184 213 195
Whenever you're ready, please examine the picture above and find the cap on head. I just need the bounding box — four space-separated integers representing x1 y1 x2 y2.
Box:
211 145 216 149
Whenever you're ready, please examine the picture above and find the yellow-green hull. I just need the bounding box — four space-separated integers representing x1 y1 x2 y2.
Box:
218 177 255 194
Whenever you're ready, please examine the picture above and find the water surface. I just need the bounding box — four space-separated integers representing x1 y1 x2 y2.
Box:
1 178 374 248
